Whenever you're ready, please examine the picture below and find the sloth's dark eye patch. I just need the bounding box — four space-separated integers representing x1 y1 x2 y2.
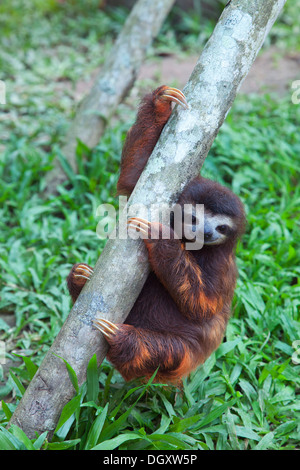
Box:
216 224 229 235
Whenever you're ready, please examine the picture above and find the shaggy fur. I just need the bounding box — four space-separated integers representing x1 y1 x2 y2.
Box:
67 86 246 384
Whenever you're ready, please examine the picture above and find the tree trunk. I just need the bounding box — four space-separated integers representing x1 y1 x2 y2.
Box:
45 0 175 193
9 0 286 439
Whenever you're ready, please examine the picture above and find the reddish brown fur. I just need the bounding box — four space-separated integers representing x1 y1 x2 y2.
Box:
67 263 93 304
117 86 173 196
67 86 246 385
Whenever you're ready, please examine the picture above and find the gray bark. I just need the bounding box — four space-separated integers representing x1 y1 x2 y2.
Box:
46 0 175 193
9 0 286 439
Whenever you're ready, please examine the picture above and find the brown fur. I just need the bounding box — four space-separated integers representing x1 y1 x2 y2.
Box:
67 86 246 385
117 86 173 196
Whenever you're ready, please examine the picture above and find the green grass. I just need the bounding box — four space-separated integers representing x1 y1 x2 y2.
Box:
0 0 300 451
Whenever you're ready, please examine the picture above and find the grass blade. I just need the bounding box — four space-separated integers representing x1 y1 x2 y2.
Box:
254 432 275 450
54 394 81 434
9 424 36 450
85 403 109 450
91 433 140 450
52 353 79 394
86 353 99 404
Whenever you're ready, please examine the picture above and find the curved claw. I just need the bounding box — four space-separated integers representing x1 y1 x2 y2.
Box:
77 264 94 274
74 264 94 282
74 274 90 281
93 317 119 339
127 217 151 237
159 87 188 109
127 217 150 230
127 217 150 226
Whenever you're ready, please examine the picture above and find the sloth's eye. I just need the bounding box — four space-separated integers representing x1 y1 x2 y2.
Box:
216 224 228 234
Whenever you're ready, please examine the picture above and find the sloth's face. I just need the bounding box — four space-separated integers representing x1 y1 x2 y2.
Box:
180 206 236 247
175 176 246 249
202 210 236 245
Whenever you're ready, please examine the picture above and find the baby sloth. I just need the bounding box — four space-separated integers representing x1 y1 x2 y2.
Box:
67 85 246 384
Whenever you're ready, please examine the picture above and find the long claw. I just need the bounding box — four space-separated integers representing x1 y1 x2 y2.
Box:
99 318 120 331
127 217 150 237
128 224 148 237
77 264 94 274
127 219 150 231
93 317 119 339
161 87 188 109
94 325 110 338
74 274 90 281
73 264 94 283
127 217 150 226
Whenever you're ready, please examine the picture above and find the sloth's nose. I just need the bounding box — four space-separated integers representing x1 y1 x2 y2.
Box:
204 230 213 241
204 218 214 241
